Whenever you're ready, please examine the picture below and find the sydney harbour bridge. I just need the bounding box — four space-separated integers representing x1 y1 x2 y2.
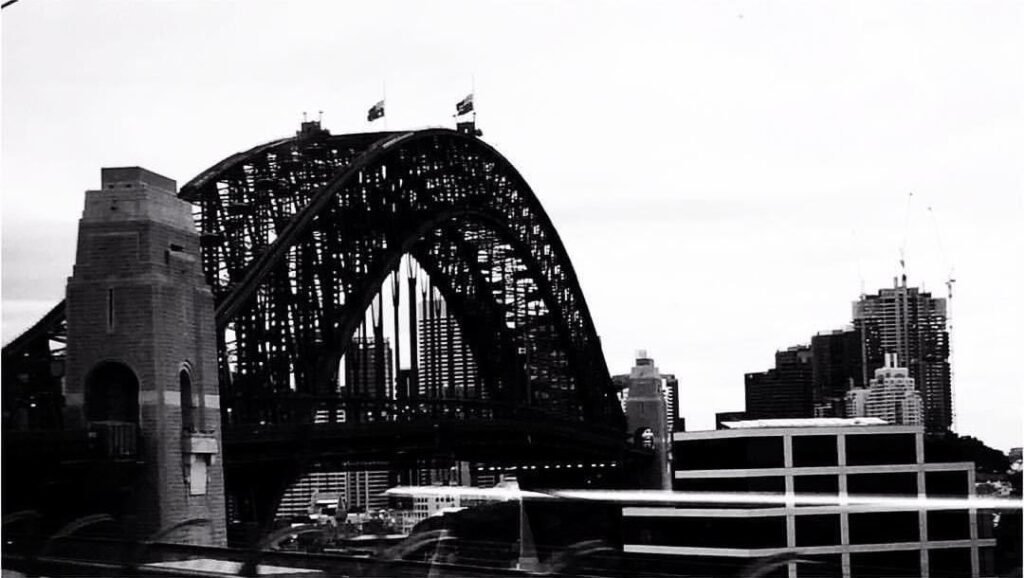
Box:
2 121 643 566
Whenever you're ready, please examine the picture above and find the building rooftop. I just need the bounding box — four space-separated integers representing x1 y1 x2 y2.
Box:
101 166 177 194
721 417 888 429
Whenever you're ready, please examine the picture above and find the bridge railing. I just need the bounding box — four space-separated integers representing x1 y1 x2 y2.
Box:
87 420 139 459
3 422 140 462
220 395 579 429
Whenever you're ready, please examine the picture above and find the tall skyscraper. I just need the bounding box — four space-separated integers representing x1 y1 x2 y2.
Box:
618 352 672 489
277 469 392 519
344 337 394 400
853 279 951 432
280 337 396 520
745 345 813 419
418 300 483 399
810 326 882 417
415 299 484 488
845 353 924 426
614 352 681 432
663 374 681 433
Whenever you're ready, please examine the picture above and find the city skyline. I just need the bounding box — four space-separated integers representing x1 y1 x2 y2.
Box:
739 279 953 431
2 1 1021 450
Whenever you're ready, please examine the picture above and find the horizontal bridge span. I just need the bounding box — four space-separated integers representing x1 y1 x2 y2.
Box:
221 395 627 466
224 418 628 467
185 126 624 430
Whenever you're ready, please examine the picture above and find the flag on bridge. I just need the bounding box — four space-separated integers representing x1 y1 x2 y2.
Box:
455 93 474 116
367 100 385 122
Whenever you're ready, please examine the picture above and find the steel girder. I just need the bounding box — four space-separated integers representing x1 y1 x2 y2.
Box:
2 128 626 434
1 302 68 430
180 128 622 428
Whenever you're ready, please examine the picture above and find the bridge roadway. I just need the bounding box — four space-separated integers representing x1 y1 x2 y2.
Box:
219 395 639 533
3 394 644 540
222 395 630 467
1 126 638 544
2 396 631 468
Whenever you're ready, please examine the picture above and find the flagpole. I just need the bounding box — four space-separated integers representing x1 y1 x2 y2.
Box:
383 80 388 131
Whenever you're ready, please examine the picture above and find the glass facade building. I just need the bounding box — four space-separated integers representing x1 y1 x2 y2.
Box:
623 420 995 577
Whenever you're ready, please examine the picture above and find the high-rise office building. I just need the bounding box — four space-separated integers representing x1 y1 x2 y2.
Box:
414 300 485 489
279 337 395 520
845 353 925 426
745 345 813 419
810 326 883 417
663 374 681 433
853 279 951 432
614 352 681 432
344 338 393 510
617 352 672 489
344 337 394 400
418 300 483 399
277 469 392 519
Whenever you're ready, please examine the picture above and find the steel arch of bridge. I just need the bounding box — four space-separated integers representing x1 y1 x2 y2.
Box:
181 127 623 430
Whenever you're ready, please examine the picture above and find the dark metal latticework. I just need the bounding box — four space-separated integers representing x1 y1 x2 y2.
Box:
1 302 67 431
1 125 634 538
3 126 624 436
180 127 622 429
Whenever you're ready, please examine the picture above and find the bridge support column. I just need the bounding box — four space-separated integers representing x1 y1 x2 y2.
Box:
623 357 672 490
63 167 227 545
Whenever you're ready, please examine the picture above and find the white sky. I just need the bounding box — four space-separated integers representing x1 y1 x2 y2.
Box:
2 1 1021 450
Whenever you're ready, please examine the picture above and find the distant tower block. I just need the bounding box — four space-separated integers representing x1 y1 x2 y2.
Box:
622 351 672 489
64 167 226 545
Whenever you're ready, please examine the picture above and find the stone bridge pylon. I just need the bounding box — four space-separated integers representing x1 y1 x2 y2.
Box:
64 167 226 545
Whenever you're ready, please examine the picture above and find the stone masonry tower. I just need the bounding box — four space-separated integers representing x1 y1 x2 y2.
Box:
622 351 672 490
64 167 226 545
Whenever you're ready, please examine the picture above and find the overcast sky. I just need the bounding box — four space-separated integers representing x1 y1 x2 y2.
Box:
2 1 1021 450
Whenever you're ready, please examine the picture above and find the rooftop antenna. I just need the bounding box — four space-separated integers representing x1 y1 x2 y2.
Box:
898 192 914 286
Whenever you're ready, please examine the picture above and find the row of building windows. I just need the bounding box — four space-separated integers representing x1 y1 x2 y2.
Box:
674 433 921 470
623 548 979 578
624 516 787 549
842 548 975 578
625 510 972 548
791 549 975 578
653 426 988 578
672 471 969 498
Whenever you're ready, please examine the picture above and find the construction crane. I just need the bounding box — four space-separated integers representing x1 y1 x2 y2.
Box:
928 205 957 431
894 192 958 432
